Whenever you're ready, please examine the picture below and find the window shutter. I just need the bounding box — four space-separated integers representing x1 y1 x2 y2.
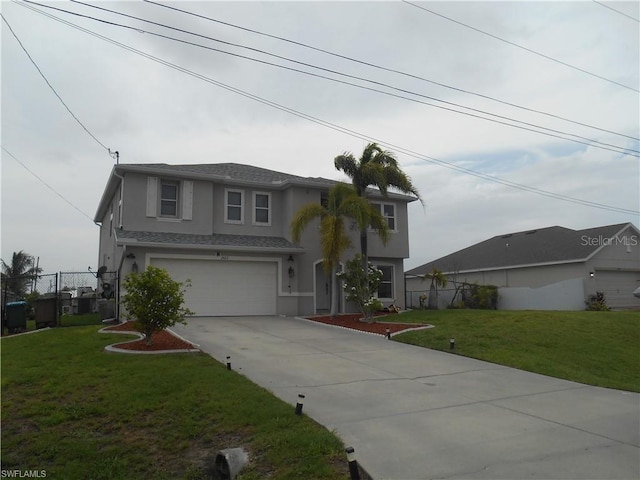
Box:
182 180 193 220
146 176 157 217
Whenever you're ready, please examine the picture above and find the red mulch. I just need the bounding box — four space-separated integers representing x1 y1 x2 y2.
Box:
103 322 197 351
305 313 429 336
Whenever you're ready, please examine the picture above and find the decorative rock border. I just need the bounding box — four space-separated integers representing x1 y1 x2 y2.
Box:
99 326 200 354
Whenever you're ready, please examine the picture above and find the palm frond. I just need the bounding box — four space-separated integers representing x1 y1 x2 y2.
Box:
290 204 326 243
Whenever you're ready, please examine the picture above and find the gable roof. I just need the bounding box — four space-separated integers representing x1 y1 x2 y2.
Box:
406 223 638 276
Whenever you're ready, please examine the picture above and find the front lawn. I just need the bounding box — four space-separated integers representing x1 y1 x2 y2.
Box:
1 326 350 479
388 309 640 392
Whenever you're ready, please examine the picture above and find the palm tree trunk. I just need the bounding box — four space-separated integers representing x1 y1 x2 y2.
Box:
360 228 368 269
428 284 438 310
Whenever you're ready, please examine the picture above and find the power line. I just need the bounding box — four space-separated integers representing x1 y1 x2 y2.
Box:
16 1 640 217
1 146 94 221
1 13 112 154
592 0 640 22
24 0 639 157
142 0 638 142
402 0 639 93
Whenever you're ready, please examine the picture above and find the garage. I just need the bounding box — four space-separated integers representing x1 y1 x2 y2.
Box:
595 270 640 309
151 257 277 316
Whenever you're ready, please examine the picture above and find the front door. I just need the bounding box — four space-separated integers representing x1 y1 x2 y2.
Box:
315 263 331 314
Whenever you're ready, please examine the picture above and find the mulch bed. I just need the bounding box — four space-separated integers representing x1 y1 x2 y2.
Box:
103 322 197 351
305 313 430 336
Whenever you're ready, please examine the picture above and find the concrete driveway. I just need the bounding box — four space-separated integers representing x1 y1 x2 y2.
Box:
171 316 639 480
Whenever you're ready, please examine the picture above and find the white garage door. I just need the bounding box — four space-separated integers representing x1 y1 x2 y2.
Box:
596 270 640 309
151 258 277 316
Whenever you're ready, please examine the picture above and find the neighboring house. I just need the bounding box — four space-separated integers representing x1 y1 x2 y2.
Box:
94 163 417 318
406 223 640 310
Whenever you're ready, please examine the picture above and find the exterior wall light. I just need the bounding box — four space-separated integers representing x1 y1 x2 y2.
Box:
287 255 295 278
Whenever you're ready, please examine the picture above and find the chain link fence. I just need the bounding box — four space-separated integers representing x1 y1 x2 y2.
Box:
2 270 118 334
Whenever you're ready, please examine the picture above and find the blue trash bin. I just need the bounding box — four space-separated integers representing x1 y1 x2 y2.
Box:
5 301 27 333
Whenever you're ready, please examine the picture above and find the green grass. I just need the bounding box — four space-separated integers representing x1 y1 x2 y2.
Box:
5 313 101 334
387 309 640 392
1 326 350 479
58 312 102 327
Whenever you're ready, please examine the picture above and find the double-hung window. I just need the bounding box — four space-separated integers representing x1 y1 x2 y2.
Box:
253 192 271 226
226 189 244 223
376 265 394 299
160 181 179 217
373 203 396 231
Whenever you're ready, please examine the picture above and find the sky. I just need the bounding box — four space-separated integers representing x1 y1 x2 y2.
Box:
1 0 639 278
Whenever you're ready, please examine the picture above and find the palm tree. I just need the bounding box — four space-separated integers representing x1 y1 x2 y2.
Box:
422 268 448 310
1 251 41 299
291 183 389 317
334 143 422 268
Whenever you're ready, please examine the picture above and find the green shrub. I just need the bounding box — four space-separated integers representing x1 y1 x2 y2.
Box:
121 266 193 345
585 291 611 311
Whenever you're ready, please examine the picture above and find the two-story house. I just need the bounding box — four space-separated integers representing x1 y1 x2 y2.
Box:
94 163 417 318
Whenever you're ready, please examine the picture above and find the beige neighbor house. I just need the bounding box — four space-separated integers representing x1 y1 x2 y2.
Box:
94 163 418 318
405 223 640 310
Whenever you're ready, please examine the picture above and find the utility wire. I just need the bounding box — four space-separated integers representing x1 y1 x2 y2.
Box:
15 1 640 216
2 146 94 221
403 0 639 93
592 0 640 22
1 13 111 154
142 0 638 142
24 0 639 157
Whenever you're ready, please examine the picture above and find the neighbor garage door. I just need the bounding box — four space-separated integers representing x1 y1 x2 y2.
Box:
151 258 277 316
595 270 640 309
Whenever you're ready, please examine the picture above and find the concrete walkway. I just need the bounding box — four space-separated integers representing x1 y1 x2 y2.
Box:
172 316 640 480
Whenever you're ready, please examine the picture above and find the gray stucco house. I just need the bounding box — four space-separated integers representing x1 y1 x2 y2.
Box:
94 163 417 318
406 223 640 310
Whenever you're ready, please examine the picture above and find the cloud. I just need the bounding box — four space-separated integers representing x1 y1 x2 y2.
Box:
1 1 638 275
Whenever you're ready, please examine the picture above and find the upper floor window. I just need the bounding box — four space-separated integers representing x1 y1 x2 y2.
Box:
160 181 179 217
146 176 192 221
226 189 244 224
373 202 396 231
376 265 394 299
253 192 271 225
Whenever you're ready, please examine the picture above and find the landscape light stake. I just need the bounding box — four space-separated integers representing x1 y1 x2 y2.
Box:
386 328 391 340
345 446 361 480
226 356 231 370
295 394 305 415
450 338 455 350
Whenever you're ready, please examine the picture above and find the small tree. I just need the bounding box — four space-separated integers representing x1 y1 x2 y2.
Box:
337 255 383 322
121 266 193 345
1 250 42 299
422 268 448 310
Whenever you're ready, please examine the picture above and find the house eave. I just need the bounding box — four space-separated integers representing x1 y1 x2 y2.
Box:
407 257 590 277
116 237 306 255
